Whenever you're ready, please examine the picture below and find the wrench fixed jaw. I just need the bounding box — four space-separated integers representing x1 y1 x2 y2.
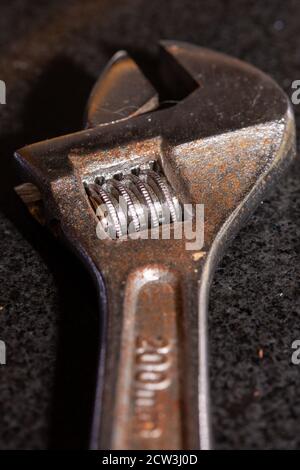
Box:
14 41 296 449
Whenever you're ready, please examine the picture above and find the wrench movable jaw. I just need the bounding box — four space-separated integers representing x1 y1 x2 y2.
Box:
85 50 159 128
14 41 296 450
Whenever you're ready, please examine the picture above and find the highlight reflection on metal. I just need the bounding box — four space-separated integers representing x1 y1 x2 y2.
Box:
14 41 296 450
85 162 182 239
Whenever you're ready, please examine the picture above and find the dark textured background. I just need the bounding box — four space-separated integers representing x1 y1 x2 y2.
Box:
0 0 300 450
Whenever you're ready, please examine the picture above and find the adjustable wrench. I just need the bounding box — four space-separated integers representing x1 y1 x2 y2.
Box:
15 41 296 449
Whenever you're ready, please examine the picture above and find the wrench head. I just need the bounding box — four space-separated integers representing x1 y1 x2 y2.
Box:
15 40 295 249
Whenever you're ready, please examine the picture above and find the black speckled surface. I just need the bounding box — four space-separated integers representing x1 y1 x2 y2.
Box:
0 0 300 450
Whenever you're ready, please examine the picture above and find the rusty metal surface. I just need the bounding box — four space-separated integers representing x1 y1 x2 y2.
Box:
14 41 296 449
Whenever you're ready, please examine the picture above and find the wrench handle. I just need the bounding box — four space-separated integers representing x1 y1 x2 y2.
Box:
91 264 210 450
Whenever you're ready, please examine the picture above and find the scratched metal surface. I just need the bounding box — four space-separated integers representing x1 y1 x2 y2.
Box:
0 0 299 449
